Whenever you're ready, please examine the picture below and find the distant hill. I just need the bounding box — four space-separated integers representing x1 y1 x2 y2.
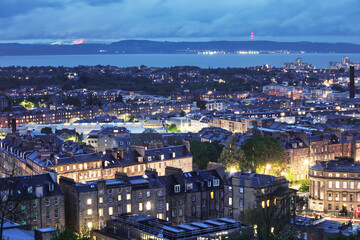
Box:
1 40 360 56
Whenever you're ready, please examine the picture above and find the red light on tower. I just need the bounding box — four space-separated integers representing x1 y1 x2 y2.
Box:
251 32 254 40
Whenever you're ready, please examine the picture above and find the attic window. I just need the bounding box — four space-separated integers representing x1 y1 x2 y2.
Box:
171 152 176 158
147 156 152 161
213 179 219 187
174 185 180 193
27 187 33 193
208 181 211 187
186 183 193 190
138 157 143 163
159 154 164 160
48 183 54 192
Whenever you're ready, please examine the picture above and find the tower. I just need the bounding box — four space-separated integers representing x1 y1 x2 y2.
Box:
350 66 355 98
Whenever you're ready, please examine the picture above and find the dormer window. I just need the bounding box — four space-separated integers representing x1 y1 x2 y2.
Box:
28 187 33 193
160 154 164 160
48 183 54 192
171 152 176 158
186 183 193 191
213 179 219 187
147 156 152 162
138 157 143 163
208 181 211 187
174 185 180 193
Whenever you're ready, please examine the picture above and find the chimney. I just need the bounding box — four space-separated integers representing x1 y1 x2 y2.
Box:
11 118 16 133
129 145 145 157
350 66 355 98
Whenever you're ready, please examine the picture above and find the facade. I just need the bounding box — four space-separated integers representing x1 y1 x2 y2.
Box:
0 132 193 181
59 167 295 233
309 157 360 217
0 173 65 230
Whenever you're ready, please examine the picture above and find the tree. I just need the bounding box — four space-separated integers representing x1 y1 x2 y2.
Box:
241 136 285 175
41 127 53 134
190 140 223 170
51 226 91 240
62 96 81 107
180 110 186 117
0 177 33 240
219 137 247 172
165 124 180 132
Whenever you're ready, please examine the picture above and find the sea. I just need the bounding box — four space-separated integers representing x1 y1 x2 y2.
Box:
1 53 360 68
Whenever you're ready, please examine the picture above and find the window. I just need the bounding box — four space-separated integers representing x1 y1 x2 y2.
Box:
210 191 214 199
350 182 355 189
55 209 59 218
117 194 122 201
335 181 340 189
213 179 219 186
328 193 332 201
99 197 103 203
240 188 244 193
262 201 265 208
87 198 92 205
157 190 163 197
157 201 163 210
109 197 113 203
186 183 193 190
335 193 339 201
139 203 143 211
146 201 151 211
87 222 92 229
87 209 92 215
55 197 59 205
147 191 151 197
139 192 143 199
174 185 180 193
343 182 347 189
208 181 211 187
33 212 37 222
328 181 332 189
127 204 131 213
229 197 233 205
99 208 103 217
328 204 332 211
343 194 347 201
192 195 196 202
33 199 37 208
127 194 131 200
179 209 183 217
46 211 50 219
28 186 33 193
109 207 113 216
46 198 50 206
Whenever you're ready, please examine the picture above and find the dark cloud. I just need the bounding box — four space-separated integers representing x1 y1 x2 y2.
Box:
0 0 359 42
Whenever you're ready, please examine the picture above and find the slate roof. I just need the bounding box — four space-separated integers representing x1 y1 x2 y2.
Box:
310 158 360 173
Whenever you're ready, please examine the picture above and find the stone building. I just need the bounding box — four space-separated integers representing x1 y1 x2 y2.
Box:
59 167 295 233
0 173 65 230
309 157 360 217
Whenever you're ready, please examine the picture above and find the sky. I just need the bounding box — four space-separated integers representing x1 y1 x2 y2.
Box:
1 0 360 44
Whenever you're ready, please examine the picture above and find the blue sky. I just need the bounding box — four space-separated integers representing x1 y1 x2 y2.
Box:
1 0 360 43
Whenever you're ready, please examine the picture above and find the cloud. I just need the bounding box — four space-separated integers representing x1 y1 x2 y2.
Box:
0 0 359 42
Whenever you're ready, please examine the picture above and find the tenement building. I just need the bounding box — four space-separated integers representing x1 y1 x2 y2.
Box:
59 167 296 232
0 173 65 230
0 132 193 181
309 157 360 217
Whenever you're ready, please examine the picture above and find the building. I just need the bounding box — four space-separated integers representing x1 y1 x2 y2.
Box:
93 215 252 240
59 167 295 233
0 173 65 230
309 157 360 217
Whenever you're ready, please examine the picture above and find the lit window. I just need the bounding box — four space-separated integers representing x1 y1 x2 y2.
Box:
146 201 151 211
87 209 92 215
99 208 103 217
210 191 214 199
147 191 151 197
127 204 131 213
127 194 131 200
139 203 143 211
118 194 121 201
262 201 265 208
109 207 113 216
267 200 270 207
99 197 103 203
87 222 92 229
229 197 232 205
87 198 92 205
